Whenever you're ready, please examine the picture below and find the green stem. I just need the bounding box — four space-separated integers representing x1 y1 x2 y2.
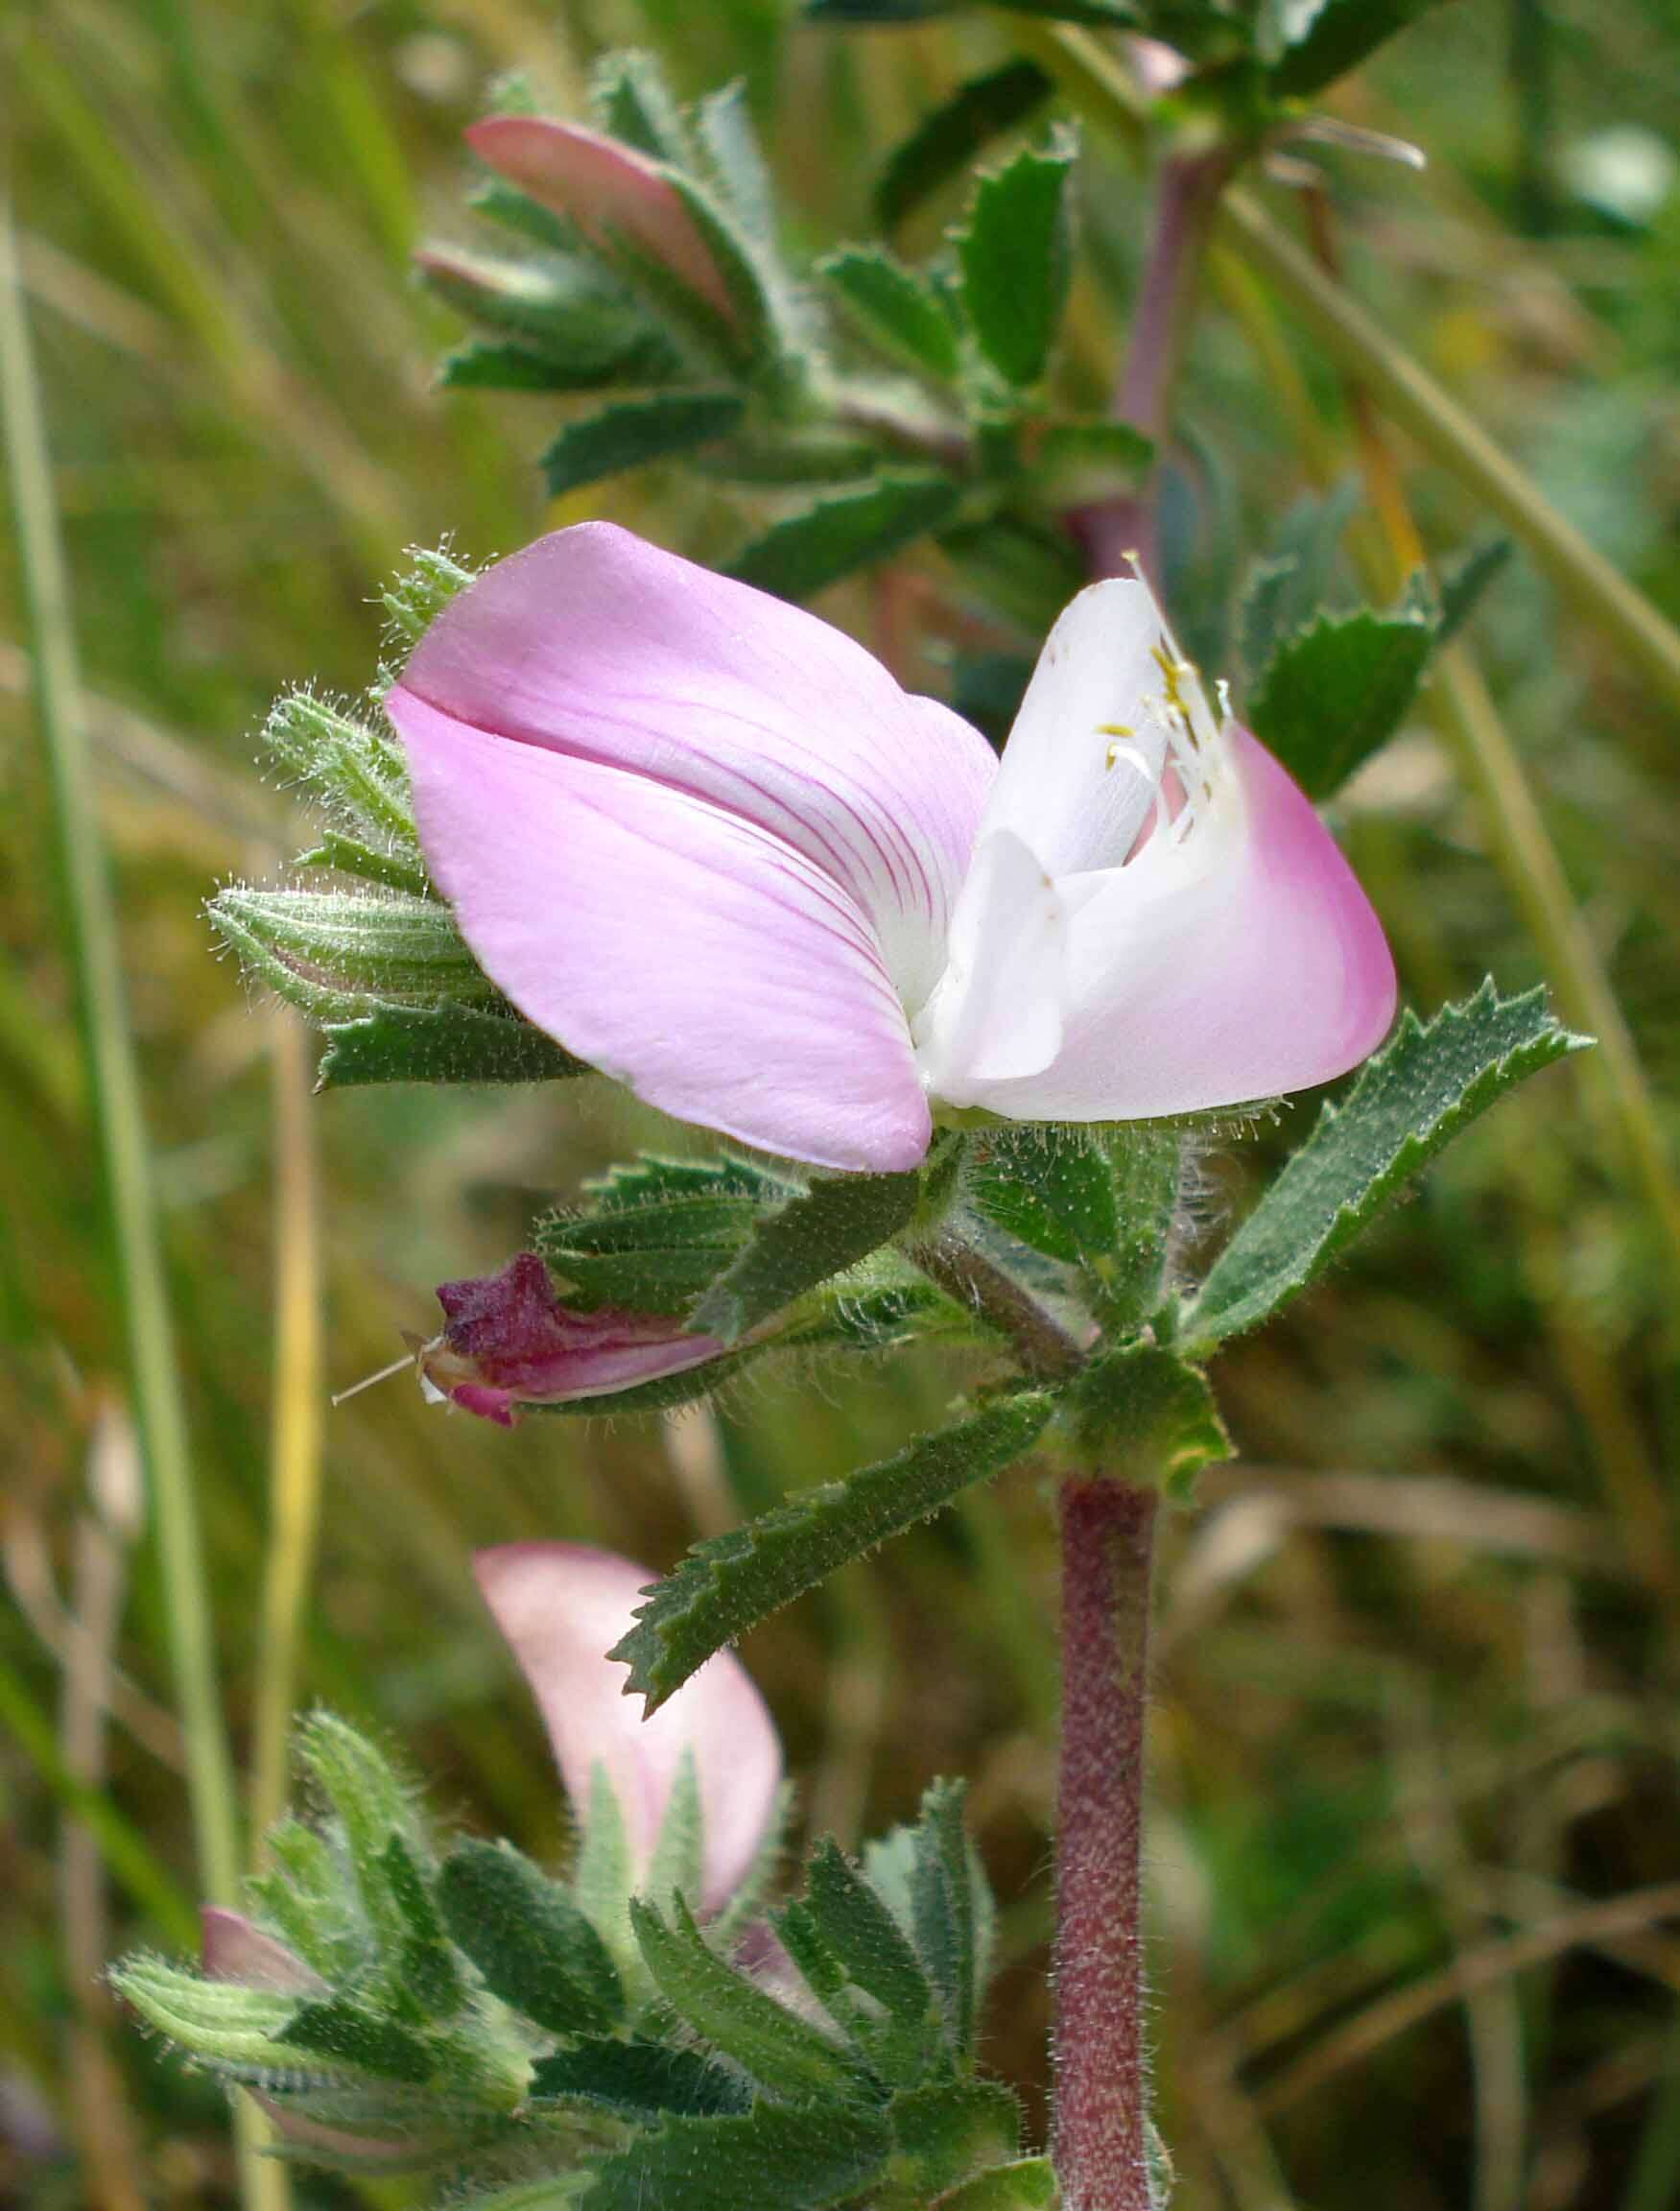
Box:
0 158 258 2149
1010 20 1680 713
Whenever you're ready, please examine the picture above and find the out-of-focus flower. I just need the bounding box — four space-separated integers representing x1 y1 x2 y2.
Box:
415 1252 723 1426
475 1543 782 1915
465 116 734 321
386 524 1396 1173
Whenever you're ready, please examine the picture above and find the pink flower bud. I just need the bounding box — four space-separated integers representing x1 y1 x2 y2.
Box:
475 1543 783 1914
417 1253 723 1425
465 116 734 323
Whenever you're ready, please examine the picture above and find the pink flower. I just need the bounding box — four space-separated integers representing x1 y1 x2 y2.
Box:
386 525 1396 1174
466 117 733 323
475 1544 782 1915
417 1253 723 1425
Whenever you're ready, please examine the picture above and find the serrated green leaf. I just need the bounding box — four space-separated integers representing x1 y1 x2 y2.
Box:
1029 419 1154 504
820 247 960 380
589 49 692 165
696 81 776 243
419 250 676 387
875 61 1053 232
1061 1343 1232 1502
438 338 592 392
282 2000 435 2085
725 474 962 602
935 2157 1060 2209
909 1782 980 2057
889 2079 1022 2194
318 1002 588 1089
968 1128 1119 1268
805 1841 935 2025
1262 0 1449 96
1187 984 1592 1346
532 2036 750 2119
629 1896 860 2100
1436 535 1513 642
582 2102 892 2211
690 1169 919 1343
381 1838 464 2018
958 133 1077 390
540 390 745 497
613 1393 1055 1710
1245 605 1435 798
438 1842 624 2035
1237 476 1361 681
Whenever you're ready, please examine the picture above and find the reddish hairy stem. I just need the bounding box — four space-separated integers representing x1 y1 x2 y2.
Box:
1053 1476 1158 2211
1072 146 1238 584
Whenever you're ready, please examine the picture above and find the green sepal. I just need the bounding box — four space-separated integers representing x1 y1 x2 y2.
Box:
318 1002 588 1090
689 1168 920 1343
724 474 962 602
909 1780 982 2058
610 1392 1054 1711
537 1154 795 1317
294 1713 424 1970
381 545 478 655
261 688 417 848
108 1954 310 2072
293 829 431 897
437 1841 625 2035
540 391 745 497
874 60 1053 232
1060 1343 1232 1503
1436 534 1512 641
956 131 1077 392
382 1836 465 2019
967 1127 1118 1269
819 246 960 380
419 250 677 388
643 1747 705 1916
580 2102 893 2211
1245 600 1435 800
803 1839 934 2027
1090 1127 1183 1332
628 1895 860 2102
531 2036 751 2120
210 888 487 1005
589 48 694 165
1186 983 1591 1347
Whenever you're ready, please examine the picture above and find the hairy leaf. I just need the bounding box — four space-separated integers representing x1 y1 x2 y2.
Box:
540 390 745 496
438 1842 624 2035
317 1002 587 1088
1262 0 1451 96
532 2036 750 2119
581 2102 891 2211
958 132 1077 390
819 246 959 379
612 1393 1055 1709
1187 984 1591 1345
968 1127 1118 1268
538 1155 794 1316
629 1896 859 2101
282 2001 435 2085
690 1168 919 1343
911 1781 981 2057
1030 418 1154 505
1245 605 1435 798
725 474 962 602
875 59 1053 231
211 888 486 1003
935 2158 1060 2209
889 2080 1023 2194
804 1840 934 2025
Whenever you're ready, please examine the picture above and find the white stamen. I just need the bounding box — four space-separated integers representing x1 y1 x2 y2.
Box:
330 1348 417 1406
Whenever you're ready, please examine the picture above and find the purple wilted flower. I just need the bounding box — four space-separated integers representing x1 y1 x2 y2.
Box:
475 1543 782 1915
416 1252 723 1426
466 117 733 322
386 526 1396 1173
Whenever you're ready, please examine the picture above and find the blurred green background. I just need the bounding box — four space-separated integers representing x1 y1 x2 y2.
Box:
2 2 1677 2207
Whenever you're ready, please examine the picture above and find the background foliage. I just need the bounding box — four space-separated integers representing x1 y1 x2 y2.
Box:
2 3 1677 2208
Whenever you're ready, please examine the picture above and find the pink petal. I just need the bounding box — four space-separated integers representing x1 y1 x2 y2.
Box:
388 525 995 1168
475 1544 782 1915
950 728 1396 1121
201 1909 324 1997
466 117 733 323
420 1253 723 1424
